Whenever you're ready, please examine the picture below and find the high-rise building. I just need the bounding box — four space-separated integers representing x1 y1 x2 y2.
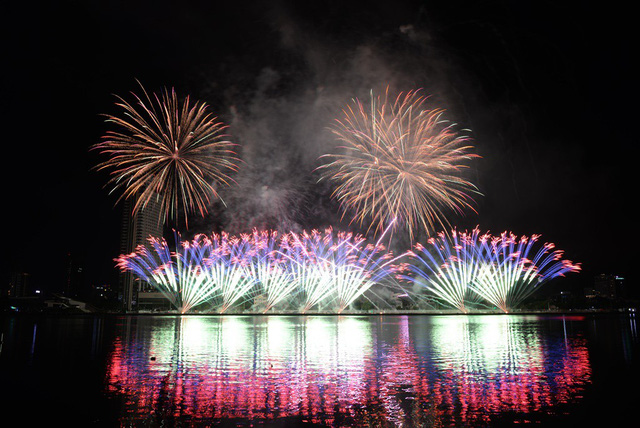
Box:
8 272 31 297
119 197 164 311
590 274 625 300
65 253 84 298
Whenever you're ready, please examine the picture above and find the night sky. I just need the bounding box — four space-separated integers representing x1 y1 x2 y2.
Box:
4 1 634 295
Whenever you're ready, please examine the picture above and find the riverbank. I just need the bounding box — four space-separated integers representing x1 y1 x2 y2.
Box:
3 306 637 317
3 294 637 316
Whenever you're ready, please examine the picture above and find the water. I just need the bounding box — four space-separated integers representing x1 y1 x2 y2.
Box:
1 313 639 426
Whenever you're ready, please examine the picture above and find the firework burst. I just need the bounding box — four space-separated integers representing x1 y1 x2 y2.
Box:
92 82 239 226
116 232 219 313
286 225 402 312
407 227 487 312
407 229 581 312
243 229 298 312
283 229 338 312
198 232 255 313
115 224 404 314
318 89 480 240
471 232 582 313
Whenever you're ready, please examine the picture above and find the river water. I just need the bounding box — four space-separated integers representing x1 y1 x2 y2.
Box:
1 313 638 426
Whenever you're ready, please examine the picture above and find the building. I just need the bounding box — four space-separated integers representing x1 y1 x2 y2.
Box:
65 253 84 298
585 274 625 300
8 272 31 297
119 197 164 311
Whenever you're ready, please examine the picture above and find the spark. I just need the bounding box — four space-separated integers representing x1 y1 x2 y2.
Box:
318 88 480 240
407 229 580 312
92 82 239 226
115 224 402 313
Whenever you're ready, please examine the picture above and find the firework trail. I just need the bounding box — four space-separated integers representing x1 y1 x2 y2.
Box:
285 227 395 313
116 237 180 309
471 232 581 313
407 229 581 312
328 227 400 312
115 223 405 314
244 227 402 313
243 229 298 312
176 234 220 312
116 226 579 314
204 232 256 313
116 232 219 313
92 82 239 226
281 229 336 312
407 227 487 312
318 89 480 240
319 219 405 312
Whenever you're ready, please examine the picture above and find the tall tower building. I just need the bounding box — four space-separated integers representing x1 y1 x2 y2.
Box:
119 197 164 311
65 253 84 298
8 272 31 297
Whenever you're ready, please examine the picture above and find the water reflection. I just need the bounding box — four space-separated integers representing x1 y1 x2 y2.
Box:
105 315 591 426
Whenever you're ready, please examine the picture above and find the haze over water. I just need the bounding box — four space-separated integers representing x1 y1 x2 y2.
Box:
1 314 638 426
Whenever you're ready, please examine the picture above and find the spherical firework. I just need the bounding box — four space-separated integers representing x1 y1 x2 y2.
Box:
318 89 480 239
92 82 239 226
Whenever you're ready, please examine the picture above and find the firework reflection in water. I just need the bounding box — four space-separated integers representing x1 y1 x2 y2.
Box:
105 316 592 426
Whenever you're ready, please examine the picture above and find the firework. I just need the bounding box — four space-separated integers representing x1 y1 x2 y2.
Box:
177 234 220 312
318 89 480 239
243 229 298 312
116 232 219 313
325 228 399 312
283 229 337 312
470 232 581 313
116 237 179 308
407 228 487 312
407 229 581 312
286 219 404 312
92 82 239 226
115 224 404 313
204 232 256 313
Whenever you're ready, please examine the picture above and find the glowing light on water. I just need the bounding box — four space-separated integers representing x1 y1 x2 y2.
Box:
105 316 592 426
219 317 250 358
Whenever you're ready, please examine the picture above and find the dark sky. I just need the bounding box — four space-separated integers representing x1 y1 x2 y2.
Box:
4 1 634 294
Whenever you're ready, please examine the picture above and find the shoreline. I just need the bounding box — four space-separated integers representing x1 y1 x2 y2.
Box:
3 307 636 317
